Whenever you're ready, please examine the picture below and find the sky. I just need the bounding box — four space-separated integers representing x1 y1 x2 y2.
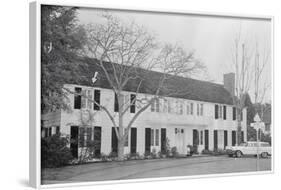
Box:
77 8 272 103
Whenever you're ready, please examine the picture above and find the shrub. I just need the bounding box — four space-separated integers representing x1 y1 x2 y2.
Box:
100 153 109 162
108 151 118 159
201 149 212 154
171 146 178 157
151 148 157 159
130 152 141 160
41 134 73 168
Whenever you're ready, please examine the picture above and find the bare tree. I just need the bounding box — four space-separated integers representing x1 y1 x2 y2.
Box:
254 43 271 119
70 14 205 160
230 29 270 145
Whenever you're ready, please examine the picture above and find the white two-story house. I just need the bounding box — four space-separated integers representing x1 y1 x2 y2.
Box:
41 58 247 158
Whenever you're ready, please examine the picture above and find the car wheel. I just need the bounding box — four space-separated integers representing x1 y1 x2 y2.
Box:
261 152 268 158
235 151 242 158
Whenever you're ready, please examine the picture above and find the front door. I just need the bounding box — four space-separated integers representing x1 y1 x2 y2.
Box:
70 126 79 158
214 130 218 150
130 128 137 154
224 130 228 149
161 128 166 153
193 129 199 153
145 128 151 153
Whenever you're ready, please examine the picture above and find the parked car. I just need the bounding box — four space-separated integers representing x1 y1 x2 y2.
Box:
226 141 271 158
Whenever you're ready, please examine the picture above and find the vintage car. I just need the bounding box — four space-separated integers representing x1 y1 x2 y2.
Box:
226 141 271 158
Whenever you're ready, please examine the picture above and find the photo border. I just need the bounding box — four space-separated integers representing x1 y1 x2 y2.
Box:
29 1 274 188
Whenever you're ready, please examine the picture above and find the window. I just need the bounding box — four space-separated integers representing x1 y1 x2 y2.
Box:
223 106 227 120
163 99 168 113
155 99 160 112
219 105 222 118
197 104 200 116
151 129 154 146
74 87 82 109
151 99 160 112
200 104 203 116
240 111 243 121
81 90 86 108
130 94 136 113
186 104 190 115
215 104 219 119
233 107 236 120
114 93 119 112
87 90 93 109
168 100 172 113
190 103 194 115
155 129 159 146
94 90 100 110
151 99 155 112
178 102 183 114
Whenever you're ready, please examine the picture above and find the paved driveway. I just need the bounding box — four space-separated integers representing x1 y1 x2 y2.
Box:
42 156 271 185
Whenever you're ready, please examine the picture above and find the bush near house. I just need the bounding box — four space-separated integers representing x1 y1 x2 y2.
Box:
41 134 73 168
201 149 227 156
171 146 179 157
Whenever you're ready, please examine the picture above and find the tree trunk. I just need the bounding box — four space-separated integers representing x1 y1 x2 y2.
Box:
117 139 125 161
237 107 242 145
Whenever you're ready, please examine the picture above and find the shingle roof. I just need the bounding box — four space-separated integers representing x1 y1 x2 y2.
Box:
69 57 234 105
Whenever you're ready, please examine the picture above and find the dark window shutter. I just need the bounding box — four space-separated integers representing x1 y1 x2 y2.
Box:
233 107 236 120
130 94 136 113
94 90 100 110
114 93 119 112
74 87 82 109
215 105 219 119
223 106 227 120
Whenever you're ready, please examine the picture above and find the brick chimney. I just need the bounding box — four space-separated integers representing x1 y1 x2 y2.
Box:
223 73 235 96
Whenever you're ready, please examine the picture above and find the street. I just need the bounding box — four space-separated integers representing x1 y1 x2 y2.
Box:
42 156 271 185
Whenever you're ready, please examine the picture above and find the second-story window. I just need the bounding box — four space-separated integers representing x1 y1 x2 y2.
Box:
74 87 82 109
200 104 204 116
168 100 172 113
163 99 168 113
190 103 194 115
186 103 190 115
151 99 160 112
130 94 136 113
94 89 100 110
155 99 160 112
197 104 200 116
178 102 183 114
215 104 219 119
219 105 222 118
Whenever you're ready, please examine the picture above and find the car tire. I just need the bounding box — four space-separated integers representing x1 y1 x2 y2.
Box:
261 152 268 158
235 151 242 158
